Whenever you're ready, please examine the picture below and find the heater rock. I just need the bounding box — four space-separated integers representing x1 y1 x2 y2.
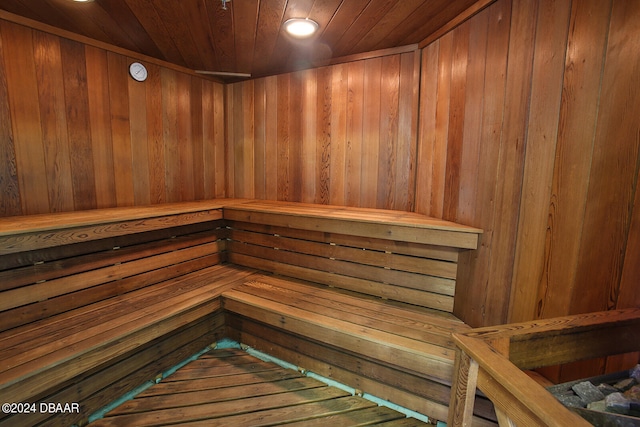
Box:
605 392 631 415
572 381 605 404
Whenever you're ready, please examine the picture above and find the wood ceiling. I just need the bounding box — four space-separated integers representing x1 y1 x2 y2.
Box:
0 0 486 80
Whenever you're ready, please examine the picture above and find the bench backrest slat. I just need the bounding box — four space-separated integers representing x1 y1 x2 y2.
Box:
225 201 480 313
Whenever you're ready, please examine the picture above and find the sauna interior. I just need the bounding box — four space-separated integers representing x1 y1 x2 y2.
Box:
0 0 639 426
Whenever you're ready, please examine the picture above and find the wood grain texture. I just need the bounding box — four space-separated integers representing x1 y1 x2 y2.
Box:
226 51 421 211
0 19 227 216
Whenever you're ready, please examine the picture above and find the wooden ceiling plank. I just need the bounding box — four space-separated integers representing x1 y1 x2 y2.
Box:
206 0 236 73
319 0 371 52
415 0 496 48
350 0 424 54
252 0 288 77
98 0 165 60
331 0 397 58
150 1 203 70
0 0 488 79
46 0 129 50
184 0 222 72
232 0 259 74
123 0 186 66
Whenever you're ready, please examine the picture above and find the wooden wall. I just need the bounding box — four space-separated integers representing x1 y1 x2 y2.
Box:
416 0 640 331
227 0 640 343
225 50 420 211
0 19 226 216
1 0 639 368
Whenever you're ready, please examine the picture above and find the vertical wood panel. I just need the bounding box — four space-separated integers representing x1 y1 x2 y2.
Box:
330 64 347 205
571 0 640 315
316 66 331 205
1 21 49 214
456 0 511 327
301 68 318 203
264 75 278 200
60 39 97 211
128 65 151 206
177 72 195 201
0 19 227 217
289 71 303 202
253 78 266 199
190 76 205 200
86 45 117 209
443 21 469 221
33 31 74 213
107 52 134 206
145 62 166 204
226 52 420 211
395 51 419 212
415 40 440 217
475 0 537 327
345 61 364 207
430 33 453 218
508 0 572 322
0 25 21 216
377 55 400 209
360 58 382 208
213 82 226 198
277 73 290 201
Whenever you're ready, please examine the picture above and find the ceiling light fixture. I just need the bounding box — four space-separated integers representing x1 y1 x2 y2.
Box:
283 18 319 38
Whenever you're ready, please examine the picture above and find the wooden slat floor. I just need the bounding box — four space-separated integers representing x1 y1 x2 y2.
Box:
88 348 429 426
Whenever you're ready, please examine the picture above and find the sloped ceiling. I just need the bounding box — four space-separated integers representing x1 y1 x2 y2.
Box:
0 0 488 79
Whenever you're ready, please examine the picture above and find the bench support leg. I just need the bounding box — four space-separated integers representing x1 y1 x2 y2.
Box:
448 349 479 427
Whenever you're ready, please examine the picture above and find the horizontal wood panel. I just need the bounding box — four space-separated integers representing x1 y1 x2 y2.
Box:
229 228 458 280
0 254 222 333
223 291 456 380
226 319 497 425
229 242 456 301
1 315 225 426
228 220 460 262
0 241 223 312
233 279 463 347
0 229 224 291
229 253 455 312
0 210 225 256
225 205 480 249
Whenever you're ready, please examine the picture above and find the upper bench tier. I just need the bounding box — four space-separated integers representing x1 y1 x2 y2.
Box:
0 199 481 256
224 200 482 250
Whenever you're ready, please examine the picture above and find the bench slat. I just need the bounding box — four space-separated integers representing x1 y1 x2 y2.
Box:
224 201 481 249
0 208 224 256
229 253 455 312
232 280 462 349
0 229 224 292
227 221 460 262
0 241 224 312
229 228 458 279
223 289 455 382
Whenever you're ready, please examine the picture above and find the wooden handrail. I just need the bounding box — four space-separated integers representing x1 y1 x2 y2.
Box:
448 308 640 427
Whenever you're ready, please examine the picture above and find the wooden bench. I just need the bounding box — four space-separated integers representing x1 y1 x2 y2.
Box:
221 200 493 425
0 199 488 426
0 200 258 427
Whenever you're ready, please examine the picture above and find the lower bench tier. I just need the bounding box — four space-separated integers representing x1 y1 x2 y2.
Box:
222 275 498 426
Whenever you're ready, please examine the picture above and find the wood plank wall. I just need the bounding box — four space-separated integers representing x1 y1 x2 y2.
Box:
226 0 640 345
416 0 640 336
1 0 639 380
0 19 226 216
225 51 420 211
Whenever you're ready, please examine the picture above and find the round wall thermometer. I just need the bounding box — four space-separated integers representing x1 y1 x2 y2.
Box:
129 62 148 82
